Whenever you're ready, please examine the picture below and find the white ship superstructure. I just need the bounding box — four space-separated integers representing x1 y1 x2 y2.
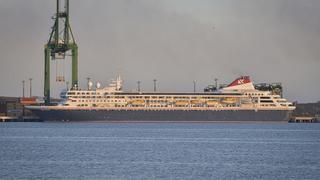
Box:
58 76 294 111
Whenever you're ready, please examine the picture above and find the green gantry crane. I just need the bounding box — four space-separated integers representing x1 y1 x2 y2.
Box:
44 0 78 105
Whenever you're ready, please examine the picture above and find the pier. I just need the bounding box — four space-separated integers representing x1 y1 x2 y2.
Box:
0 116 41 122
290 116 317 123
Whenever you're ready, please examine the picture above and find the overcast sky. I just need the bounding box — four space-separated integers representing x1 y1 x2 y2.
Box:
0 0 319 102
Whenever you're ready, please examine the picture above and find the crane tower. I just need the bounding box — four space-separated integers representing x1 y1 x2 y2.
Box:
44 0 78 105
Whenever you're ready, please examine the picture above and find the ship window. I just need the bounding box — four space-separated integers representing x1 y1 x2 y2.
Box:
260 100 273 103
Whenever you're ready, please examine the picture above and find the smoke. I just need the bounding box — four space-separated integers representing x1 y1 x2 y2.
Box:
0 0 319 102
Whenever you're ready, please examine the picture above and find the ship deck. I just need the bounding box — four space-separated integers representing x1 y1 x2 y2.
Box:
27 106 295 111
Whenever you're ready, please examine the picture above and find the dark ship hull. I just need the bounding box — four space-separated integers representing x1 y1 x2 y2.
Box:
28 107 292 122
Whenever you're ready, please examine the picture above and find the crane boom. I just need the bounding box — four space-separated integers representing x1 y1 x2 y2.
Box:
44 0 78 105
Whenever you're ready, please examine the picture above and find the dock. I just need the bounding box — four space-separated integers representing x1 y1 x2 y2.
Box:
290 116 317 123
0 116 41 122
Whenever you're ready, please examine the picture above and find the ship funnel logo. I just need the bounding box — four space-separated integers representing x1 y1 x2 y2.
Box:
223 76 254 90
237 79 245 85
228 76 251 87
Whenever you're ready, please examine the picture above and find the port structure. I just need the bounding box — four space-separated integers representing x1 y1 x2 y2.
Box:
44 0 78 105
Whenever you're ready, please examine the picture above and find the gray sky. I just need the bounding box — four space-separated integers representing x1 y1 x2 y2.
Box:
0 0 319 103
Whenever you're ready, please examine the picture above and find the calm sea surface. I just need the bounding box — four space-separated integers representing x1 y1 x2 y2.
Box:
0 122 319 179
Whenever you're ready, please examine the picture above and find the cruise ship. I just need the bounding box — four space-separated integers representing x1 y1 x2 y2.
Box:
27 76 295 122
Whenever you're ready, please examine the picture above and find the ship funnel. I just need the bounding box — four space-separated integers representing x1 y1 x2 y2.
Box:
88 81 93 90
223 76 255 90
96 82 101 89
116 75 123 91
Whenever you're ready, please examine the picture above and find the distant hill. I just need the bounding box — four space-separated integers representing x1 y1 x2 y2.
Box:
293 101 320 117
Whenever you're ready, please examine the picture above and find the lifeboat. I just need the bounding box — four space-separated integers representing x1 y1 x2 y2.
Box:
174 100 189 106
206 100 219 106
129 99 145 106
190 100 203 105
222 97 237 104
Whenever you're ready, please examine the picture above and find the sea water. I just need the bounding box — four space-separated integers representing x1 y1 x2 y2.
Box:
0 122 319 179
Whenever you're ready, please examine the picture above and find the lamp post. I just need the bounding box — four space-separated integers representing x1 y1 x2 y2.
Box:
137 81 141 92
29 78 33 98
22 80 25 98
193 80 196 93
87 77 91 90
153 79 157 92
214 78 218 90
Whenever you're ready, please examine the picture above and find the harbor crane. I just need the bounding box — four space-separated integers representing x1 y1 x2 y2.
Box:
44 0 78 105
